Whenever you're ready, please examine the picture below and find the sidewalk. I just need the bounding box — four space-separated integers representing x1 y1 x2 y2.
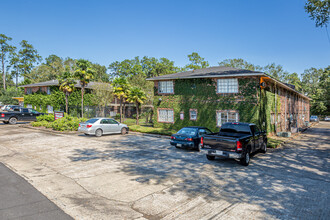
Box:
0 163 72 220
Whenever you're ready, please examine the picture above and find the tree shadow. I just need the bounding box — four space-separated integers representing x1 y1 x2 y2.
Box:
68 125 330 219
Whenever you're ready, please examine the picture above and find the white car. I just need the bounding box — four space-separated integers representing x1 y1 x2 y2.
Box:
78 118 129 137
325 116 330 121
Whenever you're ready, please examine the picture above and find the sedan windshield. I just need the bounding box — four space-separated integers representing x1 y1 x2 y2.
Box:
177 128 197 136
85 118 99 124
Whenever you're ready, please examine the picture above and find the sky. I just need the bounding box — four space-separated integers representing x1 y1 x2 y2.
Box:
1 0 329 75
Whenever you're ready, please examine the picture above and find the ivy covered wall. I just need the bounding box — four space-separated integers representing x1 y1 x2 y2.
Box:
153 77 279 133
24 86 95 113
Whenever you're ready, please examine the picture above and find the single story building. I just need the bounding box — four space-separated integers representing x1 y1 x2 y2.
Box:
147 66 311 134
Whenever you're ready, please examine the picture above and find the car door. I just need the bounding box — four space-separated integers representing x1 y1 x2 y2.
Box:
254 125 263 149
29 109 41 121
100 119 111 134
108 119 120 133
249 125 258 152
21 108 30 120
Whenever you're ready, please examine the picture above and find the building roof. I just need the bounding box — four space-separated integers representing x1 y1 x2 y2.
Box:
146 66 264 80
19 80 101 89
146 66 311 100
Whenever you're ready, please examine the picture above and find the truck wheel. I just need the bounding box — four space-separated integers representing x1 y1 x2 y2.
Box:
260 141 267 153
95 129 103 137
196 143 202 151
240 150 250 166
9 117 17 125
206 155 215 160
121 127 127 135
3 121 9 124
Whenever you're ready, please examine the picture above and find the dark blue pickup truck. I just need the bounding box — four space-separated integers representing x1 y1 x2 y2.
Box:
201 122 267 166
0 108 44 124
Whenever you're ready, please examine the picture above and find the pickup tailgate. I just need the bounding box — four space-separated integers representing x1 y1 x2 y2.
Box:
203 135 237 151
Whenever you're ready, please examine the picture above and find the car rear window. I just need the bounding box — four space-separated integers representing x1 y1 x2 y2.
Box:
177 128 197 136
220 124 251 134
86 119 99 124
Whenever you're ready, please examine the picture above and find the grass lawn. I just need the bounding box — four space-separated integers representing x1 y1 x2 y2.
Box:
267 137 284 148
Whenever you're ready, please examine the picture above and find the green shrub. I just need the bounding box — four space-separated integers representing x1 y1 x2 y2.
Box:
51 115 87 131
114 113 120 120
36 114 55 122
31 121 53 128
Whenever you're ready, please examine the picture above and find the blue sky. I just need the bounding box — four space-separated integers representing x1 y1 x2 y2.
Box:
1 0 329 75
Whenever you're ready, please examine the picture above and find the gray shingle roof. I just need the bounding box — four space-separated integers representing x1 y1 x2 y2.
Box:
20 80 101 89
146 66 265 81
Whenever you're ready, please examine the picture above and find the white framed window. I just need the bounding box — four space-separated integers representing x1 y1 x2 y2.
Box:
158 81 174 94
47 87 51 95
158 109 174 123
189 109 197 120
216 110 239 127
217 78 238 93
180 111 184 120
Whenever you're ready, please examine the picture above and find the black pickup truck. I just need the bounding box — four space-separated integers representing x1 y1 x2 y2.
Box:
0 108 44 124
201 122 267 166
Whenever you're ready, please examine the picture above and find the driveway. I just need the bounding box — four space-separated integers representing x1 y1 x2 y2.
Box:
0 122 329 219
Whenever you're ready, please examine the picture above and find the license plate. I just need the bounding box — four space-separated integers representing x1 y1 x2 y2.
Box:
208 150 223 155
216 150 224 155
177 144 182 147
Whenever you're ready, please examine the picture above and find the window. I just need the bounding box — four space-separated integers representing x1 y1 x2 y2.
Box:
26 88 32 94
180 111 184 120
109 119 118 124
158 81 174 94
270 113 275 124
198 128 212 136
217 78 238 93
189 109 197 120
278 114 281 123
47 87 51 95
47 105 53 113
158 109 174 123
216 111 239 127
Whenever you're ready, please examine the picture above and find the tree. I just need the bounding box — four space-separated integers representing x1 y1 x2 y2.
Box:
92 82 113 117
58 69 76 114
218 58 262 71
126 87 147 125
263 63 289 82
185 52 209 70
284 72 303 92
305 0 330 27
112 76 130 123
18 40 42 84
74 59 95 117
91 63 109 82
0 34 16 90
9 52 20 87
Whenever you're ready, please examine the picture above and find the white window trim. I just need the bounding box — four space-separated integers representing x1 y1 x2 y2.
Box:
217 78 239 94
216 110 239 127
158 109 174 123
189 109 198 121
158 81 174 94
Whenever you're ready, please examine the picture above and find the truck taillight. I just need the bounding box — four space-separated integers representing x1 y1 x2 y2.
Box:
1 114 4 118
86 125 92 128
236 141 242 151
79 124 81 127
200 137 204 146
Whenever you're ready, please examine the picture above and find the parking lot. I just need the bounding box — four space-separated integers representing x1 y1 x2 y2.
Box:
0 122 329 219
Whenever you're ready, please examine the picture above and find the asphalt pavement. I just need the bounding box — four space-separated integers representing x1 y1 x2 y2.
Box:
0 163 72 220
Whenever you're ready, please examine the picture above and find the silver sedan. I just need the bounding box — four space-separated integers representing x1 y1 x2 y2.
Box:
78 118 129 137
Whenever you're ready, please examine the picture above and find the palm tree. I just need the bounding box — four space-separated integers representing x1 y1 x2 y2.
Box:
74 59 94 117
126 87 147 125
58 69 75 114
112 77 130 123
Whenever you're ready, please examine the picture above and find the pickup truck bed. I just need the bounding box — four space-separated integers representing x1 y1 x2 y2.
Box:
201 122 267 166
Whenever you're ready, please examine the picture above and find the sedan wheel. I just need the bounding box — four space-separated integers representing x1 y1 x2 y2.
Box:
121 127 127 135
95 129 103 137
